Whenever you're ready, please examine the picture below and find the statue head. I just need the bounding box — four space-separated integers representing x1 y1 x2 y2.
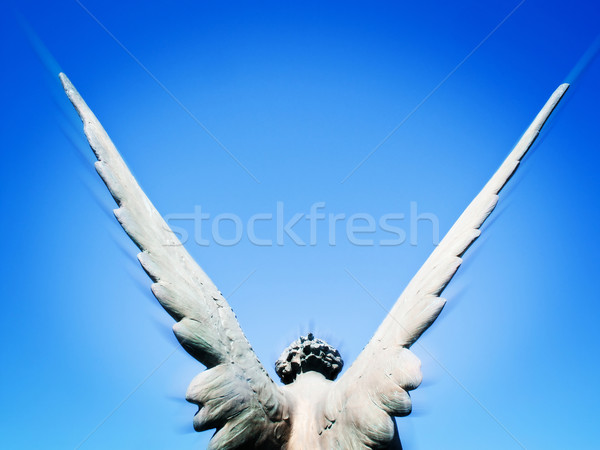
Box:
275 333 344 384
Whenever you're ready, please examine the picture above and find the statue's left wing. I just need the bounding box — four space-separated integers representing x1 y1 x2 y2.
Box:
60 73 289 449
322 84 569 448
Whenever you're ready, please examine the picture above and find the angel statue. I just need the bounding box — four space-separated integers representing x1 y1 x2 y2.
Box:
60 72 568 449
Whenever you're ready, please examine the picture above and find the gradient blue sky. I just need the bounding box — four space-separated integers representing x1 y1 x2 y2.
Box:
1 1 599 449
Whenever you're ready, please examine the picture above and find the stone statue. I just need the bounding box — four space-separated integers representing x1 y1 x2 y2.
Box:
60 72 568 449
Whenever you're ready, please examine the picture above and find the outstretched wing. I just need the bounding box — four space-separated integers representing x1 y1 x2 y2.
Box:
323 84 570 447
60 73 289 449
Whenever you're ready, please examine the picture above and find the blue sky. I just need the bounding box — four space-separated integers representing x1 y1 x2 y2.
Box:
1 1 599 449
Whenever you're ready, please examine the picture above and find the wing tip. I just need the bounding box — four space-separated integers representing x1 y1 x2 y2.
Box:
554 83 570 102
58 72 87 118
547 83 570 110
58 72 72 93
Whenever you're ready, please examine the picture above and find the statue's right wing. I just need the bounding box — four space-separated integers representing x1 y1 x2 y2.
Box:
322 84 569 448
60 73 289 449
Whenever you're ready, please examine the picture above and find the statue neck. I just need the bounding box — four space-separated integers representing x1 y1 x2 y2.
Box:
285 371 332 399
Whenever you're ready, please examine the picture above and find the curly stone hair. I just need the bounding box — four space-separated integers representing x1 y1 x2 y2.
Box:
275 333 344 385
